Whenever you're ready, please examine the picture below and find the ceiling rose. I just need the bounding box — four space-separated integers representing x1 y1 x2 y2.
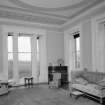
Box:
9 0 92 11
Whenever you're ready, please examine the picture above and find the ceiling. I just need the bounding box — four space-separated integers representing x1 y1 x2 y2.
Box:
0 0 104 26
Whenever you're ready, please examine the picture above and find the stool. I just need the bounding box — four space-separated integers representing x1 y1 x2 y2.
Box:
70 91 84 99
24 77 33 87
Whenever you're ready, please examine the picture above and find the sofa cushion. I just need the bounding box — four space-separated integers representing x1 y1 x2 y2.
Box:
82 72 97 83
71 71 83 79
74 77 88 85
81 71 105 84
72 83 102 97
97 77 105 87
71 70 105 98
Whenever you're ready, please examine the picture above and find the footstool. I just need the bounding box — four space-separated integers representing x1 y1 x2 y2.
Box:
70 91 84 99
24 77 33 87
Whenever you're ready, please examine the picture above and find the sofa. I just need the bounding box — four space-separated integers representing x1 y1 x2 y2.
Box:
70 70 105 104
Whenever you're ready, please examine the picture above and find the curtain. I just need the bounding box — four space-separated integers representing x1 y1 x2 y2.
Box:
31 35 38 83
3 31 8 80
69 35 75 81
64 33 75 81
69 35 75 71
39 35 47 83
95 23 105 72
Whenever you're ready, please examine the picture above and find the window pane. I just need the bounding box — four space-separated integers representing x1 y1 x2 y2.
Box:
8 53 13 60
8 36 13 52
76 51 80 68
18 53 31 61
18 59 32 79
8 36 13 80
76 37 80 51
75 37 80 68
8 60 13 80
37 39 39 52
18 36 31 52
37 39 39 61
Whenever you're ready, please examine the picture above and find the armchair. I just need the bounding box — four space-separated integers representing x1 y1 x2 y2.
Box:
49 73 61 88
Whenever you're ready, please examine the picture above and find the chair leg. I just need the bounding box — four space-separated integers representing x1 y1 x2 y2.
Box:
100 98 103 104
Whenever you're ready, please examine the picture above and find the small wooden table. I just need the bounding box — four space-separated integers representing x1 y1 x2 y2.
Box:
70 91 84 99
24 77 33 87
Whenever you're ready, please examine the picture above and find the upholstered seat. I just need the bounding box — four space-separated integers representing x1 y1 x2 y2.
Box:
71 70 105 104
49 73 61 88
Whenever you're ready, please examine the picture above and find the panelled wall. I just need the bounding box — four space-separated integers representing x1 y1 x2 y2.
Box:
0 26 3 73
47 31 64 66
81 20 92 70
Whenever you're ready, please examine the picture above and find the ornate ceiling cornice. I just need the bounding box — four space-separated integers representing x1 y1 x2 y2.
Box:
0 5 69 20
68 0 104 19
9 0 93 11
0 9 66 25
0 0 104 27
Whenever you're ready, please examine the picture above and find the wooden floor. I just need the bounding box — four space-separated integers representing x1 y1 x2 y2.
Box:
0 85 101 105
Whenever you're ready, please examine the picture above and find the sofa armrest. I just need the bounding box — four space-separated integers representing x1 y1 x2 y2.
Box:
100 86 105 90
98 86 105 98
95 84 105 90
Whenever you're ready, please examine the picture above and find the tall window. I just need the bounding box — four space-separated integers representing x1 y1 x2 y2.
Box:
8 33 40 83
18 36 32 79
36 37 40 78
74 33 80 68
8 34 13 80
37 37 39 62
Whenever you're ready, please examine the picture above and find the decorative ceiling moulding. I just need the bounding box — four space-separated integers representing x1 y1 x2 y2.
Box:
61 0 105 31
0 5 69 20
0 10 66 25
68 0 103 19
0 19 62 32
9 0 94 11
17 0 83 8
